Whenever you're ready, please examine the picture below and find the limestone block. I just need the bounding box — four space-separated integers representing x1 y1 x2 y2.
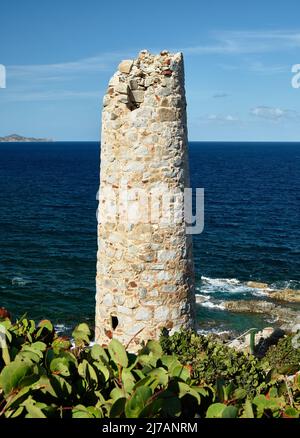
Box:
154 307 170 321
157 107 177 122
135 307 152 321
131 90 145 103
118 60 134 74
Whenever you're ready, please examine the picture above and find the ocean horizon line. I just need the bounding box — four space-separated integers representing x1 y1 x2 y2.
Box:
1 140 300 144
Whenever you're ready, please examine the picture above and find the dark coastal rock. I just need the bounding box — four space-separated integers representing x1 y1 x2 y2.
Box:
223 299 298 332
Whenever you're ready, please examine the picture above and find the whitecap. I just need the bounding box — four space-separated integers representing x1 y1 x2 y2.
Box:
11 276 30 287
197 328 232 336
198 300 226 310
198 275 272 297
54 323 70 335
201 276 240 287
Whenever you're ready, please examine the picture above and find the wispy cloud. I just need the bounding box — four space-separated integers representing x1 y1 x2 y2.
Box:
246 61 289 74
200 114 240 123
3 31 300 104
4 51 133 102
183 30 300 55
250 106 298 120
3 90 101 102
212 92 229 98
8 51 133 79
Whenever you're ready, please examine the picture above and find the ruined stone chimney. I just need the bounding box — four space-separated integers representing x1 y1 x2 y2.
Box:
95 50 195 349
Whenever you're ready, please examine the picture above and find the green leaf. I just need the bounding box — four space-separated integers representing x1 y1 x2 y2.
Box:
222 406 238 418
122 368 136 393
125 386 152 418
178 382 201 404
147 367 168 387
78 359 98 385
171 365 190 382
192 386 210 398
137 353 157 368
139 398 164 418
110 387 126 401
72 405 94 418
284 407 299 418
241 399 254 418
93 361 110 382
108 339 128 368
22 397 47 418
206 403 227 418
160 355 181 371
144 340 163 357
0 360 33 395
36 320 53 341
72 323 91 346
31 341 47 352
4 385 32 410
50 357 71 377
52 337 71 353
7 406 24 418
233 387 247 400
49 374 73 398
91 344 109 363
110 397 126 418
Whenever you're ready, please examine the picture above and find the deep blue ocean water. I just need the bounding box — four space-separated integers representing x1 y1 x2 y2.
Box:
0 142 299 335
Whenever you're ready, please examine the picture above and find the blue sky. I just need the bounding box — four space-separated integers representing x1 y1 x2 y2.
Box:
1 0 300 141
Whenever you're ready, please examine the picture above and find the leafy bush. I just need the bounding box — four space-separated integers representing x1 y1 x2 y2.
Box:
0 316 210 418
0 314 299 418
263 334 300 375
160 329 266 394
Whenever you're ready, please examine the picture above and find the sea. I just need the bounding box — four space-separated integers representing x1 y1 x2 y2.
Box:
0 141 299 337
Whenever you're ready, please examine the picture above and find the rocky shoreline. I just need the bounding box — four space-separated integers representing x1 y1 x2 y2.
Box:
246 281 300 303
196 279 299 353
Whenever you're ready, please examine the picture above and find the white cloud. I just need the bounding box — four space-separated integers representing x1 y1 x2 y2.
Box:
250 106 298 120
4 51 133 102
8 51 132 78
183 30 300 56
200 114 240 123
2 89 101 102
248 61 288 74
212 92 229 98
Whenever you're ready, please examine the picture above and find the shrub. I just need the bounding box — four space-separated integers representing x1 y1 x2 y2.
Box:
263 334 300 375
0 315 299 418
159 329 266 394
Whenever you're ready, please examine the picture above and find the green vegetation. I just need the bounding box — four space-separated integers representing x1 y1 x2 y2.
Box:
0 314 299 418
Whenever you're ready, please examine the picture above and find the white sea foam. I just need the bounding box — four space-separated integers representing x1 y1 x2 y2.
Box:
201 276 240 287
11 276 30 287
198 276 270 297
54 323 70 335
195 293 225 310
199 300 226 310
197 328 232 336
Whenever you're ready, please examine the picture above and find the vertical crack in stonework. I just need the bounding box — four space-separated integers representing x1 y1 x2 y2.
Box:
95 50 196 351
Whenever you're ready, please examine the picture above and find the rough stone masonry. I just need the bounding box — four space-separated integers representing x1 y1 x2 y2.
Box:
95 50 196 350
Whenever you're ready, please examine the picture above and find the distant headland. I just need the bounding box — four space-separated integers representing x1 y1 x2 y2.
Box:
0 134 53 142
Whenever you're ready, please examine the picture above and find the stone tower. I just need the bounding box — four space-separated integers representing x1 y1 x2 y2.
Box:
95 50 195 349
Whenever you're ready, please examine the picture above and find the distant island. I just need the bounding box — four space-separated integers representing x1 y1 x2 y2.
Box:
0 134 53 142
